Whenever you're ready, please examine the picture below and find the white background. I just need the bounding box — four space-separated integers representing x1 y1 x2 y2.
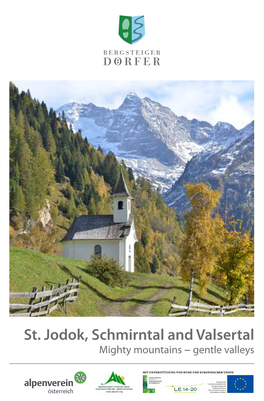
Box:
1 0 264 399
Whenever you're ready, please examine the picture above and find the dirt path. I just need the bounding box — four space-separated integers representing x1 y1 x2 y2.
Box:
131 284 171 317
99 289 142 317
100 283 171 317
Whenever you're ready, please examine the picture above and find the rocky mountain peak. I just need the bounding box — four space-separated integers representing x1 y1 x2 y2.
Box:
119 92 142 110
56 94 253 202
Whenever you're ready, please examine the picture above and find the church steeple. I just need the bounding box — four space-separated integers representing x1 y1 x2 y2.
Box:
113 169 132 223
112 168 132 199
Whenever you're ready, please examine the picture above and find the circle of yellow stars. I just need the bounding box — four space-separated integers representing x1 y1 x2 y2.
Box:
234 378 247 391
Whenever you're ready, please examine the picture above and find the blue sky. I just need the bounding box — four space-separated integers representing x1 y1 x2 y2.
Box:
14 80 254 129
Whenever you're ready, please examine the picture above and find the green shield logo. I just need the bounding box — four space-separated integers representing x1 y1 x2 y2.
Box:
119 15 145 45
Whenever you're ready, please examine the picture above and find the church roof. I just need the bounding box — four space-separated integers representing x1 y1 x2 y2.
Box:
61 215 132 241
112 169 132 198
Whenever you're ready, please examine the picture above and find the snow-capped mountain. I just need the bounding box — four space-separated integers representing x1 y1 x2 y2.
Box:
57 93 254 229
164 121 254 230
56 93 240 191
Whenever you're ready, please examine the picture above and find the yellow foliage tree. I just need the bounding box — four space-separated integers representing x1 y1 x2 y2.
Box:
215 221 254 304
180 183 225 294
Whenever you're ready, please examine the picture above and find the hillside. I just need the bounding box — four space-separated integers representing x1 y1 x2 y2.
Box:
10 247 253 317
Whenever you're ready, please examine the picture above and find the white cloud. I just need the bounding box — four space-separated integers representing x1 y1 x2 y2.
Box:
209 95 254 129
154 81 254 129
13 80 254 129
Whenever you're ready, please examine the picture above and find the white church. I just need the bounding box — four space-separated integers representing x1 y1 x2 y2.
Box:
61 170 138 272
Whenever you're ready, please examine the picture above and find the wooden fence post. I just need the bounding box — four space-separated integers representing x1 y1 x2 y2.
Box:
63 279 69 314
65 278 74 315
220 305 223 317
28 287 38 316
55 283 62 313
46 285 54 315
76 276 82 297
186 269 194 317
168 296 177 316
37 286 45 317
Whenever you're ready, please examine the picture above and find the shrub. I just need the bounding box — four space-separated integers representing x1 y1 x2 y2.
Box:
87 254 128 288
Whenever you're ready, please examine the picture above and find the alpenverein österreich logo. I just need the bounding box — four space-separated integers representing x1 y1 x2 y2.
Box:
118 15 145 44
74 372 86 384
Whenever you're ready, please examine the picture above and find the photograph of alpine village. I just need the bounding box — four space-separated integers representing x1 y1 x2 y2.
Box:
9 81 254 317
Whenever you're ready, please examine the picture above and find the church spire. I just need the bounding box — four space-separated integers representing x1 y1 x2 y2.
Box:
112 168 132 199
113 168 133 223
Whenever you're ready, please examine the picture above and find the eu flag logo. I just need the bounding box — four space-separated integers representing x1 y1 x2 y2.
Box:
227 375 254 393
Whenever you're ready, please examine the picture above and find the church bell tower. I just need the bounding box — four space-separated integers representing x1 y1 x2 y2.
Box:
113 169 132 223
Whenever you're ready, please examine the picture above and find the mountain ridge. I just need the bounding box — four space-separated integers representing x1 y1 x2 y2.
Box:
57 93 246 191
164 121 254 230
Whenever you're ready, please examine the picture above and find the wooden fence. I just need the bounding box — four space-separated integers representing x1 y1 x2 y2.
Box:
10 276 81 317
168 269 254 316
168 299 254 317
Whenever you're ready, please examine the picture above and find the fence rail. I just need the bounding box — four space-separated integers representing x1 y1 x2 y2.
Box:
10 276 81 317
168 269 254 316
168 300 254 317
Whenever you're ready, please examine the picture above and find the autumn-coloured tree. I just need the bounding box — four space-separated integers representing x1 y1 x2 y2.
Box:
215 221 254 304
180 183 225 294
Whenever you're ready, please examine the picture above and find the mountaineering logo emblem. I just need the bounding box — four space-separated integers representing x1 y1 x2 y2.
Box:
119 15 145 44
74 371 86 384
103 372 126 385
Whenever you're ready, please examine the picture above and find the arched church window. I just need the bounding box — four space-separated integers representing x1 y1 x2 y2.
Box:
118 201 124 210
94 245 102 257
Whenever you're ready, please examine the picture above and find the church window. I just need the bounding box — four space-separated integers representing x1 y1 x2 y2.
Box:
94 245 102 257
118 201 124 210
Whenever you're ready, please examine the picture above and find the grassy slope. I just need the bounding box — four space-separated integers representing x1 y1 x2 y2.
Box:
10 247 253 317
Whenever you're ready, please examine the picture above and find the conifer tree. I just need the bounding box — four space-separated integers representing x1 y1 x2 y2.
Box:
103 152 119 189
128 167 135 182
55 155 65 183
16 132 35 214
74 168 84 191
41 122 56 153
11 184 26 212
32 146 53 208
68 195 77 220
135 242 151 273
88 198 97 215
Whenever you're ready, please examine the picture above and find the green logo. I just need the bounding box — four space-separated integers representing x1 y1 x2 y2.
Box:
103 372 126 385
74 371 86 384
119 15 145 45
143 375 155 393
